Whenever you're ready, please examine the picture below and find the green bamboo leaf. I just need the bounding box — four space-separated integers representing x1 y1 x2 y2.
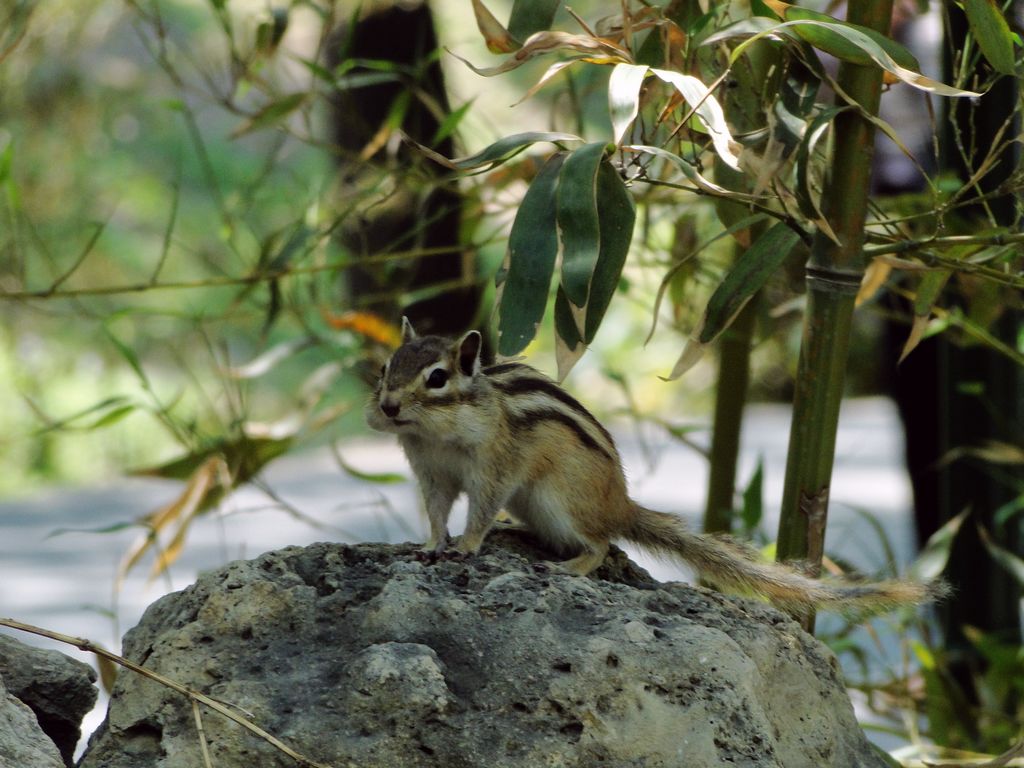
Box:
584 161 635 343
907 509 969 582
89 404 136 430
707 17 981 97
431 99 474 146
741 459 764 533
772 62 820 152
666 223 799 381
782 7 920 71
254 9 288 56
133 435 292 482
994 492 1024 527
452 131 581 171
104 327 149 385
47 521 141 539
553 284 585 381
507 0 560 41
29 396 134 435
900 268 953 362
558 141 607 311
646 213 769 346
231 92 306 138
702 16 778 47
963 0 1016 76
497 153 565 356
784 19 979 96
608 63 649 146
794 105 848 240
336 456 407 485
0 138 13 183
297 57 336 85
699 222 801 344
978 525 1024 587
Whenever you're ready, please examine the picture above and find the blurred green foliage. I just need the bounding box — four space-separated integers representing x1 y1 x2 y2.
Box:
0 0 720 493
0 1 367 491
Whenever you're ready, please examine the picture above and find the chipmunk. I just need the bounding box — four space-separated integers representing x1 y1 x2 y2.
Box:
366 318 944 613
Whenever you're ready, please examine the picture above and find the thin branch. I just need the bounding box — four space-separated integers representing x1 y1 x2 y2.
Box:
0 244 471 301
866 231 1024 255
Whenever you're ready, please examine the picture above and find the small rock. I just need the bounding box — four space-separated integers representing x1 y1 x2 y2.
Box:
0 675 65 768
0 634 97 766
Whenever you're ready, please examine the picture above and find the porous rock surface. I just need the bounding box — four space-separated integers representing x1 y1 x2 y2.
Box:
0 633 97 767
79 531 885 768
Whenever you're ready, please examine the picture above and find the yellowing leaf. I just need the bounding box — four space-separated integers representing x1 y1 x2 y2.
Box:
855 259 891 307
119 456 229 584
471 0 518 54
649 68 741 169
665 335 705 380
322 310 403 348
899 315 931 364
449 30 631 78
95 654 119 695
512 59 579 106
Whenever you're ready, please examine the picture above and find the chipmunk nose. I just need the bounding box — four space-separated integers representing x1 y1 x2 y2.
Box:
380 399 400 418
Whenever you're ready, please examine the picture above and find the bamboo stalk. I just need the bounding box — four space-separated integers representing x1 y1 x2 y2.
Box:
775 0 895 631
703 281 757 534
702 36 778 536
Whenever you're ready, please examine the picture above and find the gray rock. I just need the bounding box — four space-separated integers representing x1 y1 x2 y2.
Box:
0 634 97 766
0 675 65 768
79 531 886 768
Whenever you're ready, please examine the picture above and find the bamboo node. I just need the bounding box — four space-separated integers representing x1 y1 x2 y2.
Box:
805 267 862 295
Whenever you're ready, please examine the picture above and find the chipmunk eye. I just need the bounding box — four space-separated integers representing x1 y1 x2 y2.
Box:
425 368 448 389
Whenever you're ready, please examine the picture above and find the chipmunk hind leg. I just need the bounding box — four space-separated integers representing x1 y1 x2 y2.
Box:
550 541 610 575
506 485 611 575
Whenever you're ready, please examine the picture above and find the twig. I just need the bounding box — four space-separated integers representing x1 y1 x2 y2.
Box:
0 244 470 301
0 617 337 768
192 699 215 768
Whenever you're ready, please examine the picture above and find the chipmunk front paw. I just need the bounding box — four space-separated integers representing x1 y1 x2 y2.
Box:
415 534 451 563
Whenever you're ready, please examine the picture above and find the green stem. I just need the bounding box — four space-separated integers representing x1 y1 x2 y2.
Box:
775 0 894 631
703 282 757 534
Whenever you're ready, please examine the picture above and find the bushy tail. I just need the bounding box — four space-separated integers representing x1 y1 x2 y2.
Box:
626 506 946 615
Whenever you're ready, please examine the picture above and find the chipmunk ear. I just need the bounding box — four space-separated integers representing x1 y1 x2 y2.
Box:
400 316 418 343
455 330 482 376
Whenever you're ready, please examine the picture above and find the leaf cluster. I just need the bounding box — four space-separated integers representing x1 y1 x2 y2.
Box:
446 0 1021 380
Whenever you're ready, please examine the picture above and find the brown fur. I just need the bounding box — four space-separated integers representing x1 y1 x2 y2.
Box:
366 320 945 614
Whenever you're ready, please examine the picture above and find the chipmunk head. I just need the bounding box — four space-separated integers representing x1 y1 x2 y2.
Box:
365 317 484 436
